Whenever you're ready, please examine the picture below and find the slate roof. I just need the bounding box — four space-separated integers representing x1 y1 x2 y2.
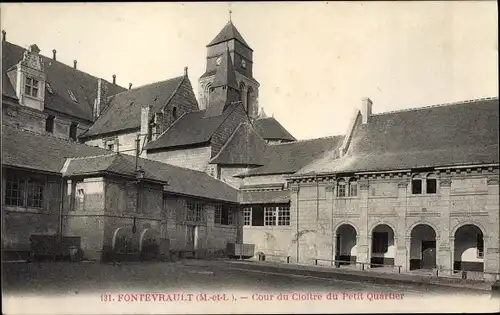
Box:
145 102 241 150
238 135 345 177
210 123 267 165
296 98 500 176
2 41 126 121
2 125 238 202
239 190 291 204
253 117 296 141
81 76 189 137
63 153 238 203
2 124 111 174
207 21 252 50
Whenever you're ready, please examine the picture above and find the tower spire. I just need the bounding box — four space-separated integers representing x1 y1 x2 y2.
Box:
229 3 232 22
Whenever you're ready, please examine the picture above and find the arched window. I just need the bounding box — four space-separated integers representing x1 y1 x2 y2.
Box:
239 82 246 104
412 174 422 194
337 179 346 197
172 106 177 120
246 87 253 115
348 178 357 197
204 83 212 106
426 173 437 194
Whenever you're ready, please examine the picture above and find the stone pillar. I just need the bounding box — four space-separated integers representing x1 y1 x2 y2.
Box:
484 178 499 277
325 184 335 263
357 181 370 267
437 177 453 275
396 181 409 271
290 184 300 263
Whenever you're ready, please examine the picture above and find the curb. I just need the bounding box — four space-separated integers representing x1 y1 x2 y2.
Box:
224 261 492 293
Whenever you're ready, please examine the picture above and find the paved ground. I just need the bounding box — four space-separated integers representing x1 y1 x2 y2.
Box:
1 259 490 297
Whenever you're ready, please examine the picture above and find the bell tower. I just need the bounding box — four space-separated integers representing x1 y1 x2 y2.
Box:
198 15 260 119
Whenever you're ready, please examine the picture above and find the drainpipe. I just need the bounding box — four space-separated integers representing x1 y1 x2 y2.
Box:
59 177 65 239
296 185 300 263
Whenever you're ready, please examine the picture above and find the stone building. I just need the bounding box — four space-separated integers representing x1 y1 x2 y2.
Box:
1 18 498 279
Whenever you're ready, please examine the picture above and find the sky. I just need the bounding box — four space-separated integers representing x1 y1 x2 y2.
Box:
1 2 498 140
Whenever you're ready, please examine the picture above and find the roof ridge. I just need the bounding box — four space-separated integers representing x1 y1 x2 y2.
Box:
3 41 124 90
372 96 499 117
108 75 185 99
2 124 110 150
271 134 345 146
65 153 117 161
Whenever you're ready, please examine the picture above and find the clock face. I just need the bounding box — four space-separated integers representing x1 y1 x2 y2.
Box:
216 57 222 66
241 59 247 69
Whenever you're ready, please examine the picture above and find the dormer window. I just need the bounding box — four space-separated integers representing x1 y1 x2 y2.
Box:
68 90 78 103
24 77 39 98
46 83 54 94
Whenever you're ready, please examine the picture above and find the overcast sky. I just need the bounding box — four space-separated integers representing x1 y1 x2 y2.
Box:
2 2 498 140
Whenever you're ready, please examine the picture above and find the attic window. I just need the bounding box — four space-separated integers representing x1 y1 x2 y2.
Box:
24 76 39 98
68 90 78 103
46 83 54 94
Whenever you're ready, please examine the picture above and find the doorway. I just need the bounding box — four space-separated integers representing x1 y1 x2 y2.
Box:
421 240 436 269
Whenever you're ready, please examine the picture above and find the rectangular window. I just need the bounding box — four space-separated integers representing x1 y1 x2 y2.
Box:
45 115 55 133
69 123 78 141
338 183 346 197
214 204 233 225
349 182 357 197
412 179 422 194
26 178 44 208
243 207 252 226
75 188 85 211
24 77 39 98
187 202 204 222
251 206 264 226
107 144 115 151
264 207 276 226
5 174 25 206
426 178 437 194
372 232 389 254
277 205 290 226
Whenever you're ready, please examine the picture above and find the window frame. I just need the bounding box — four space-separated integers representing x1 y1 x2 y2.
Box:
411 175 422 195
348 178 358 197
5 173 45 209
426 173 437 194
277 205 290 226
24 76 40 98
45 115 55 133
214 204 234 225
337 179 346 197
243 207 252 226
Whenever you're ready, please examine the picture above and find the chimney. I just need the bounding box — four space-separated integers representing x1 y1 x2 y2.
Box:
52 49 57 60
129 83 132 90
94 78 108 120
112 74 116 85
73 60 77 69
361 97 373 124
184 66 188 77
140 105 151 146
2 30 5 42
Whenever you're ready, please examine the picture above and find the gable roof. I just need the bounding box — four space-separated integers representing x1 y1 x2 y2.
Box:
2 125 237 202
207 21 251 50
253 117 296 141
2 41 126 121
210 122 267 165
63 153 238 203
296 98 500 176
81 75 190 137
238 135 345 177
2 124 111 174
144 102 241 151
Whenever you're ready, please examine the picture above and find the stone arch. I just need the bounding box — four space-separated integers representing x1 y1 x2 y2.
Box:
407 221 441 239
112 227 137 254
369 221 398 238
451 221 487 239
246 86 254 115
112 227 124 251
409 224 438 270
334 223 358 265
334 222 360 236
453 223 484 272
370 223 396 266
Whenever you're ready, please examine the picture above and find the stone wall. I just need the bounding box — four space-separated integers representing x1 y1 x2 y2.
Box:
147 146 212 172
244 167 500 276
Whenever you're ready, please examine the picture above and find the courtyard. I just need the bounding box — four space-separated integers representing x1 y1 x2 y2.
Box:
2 259 498 314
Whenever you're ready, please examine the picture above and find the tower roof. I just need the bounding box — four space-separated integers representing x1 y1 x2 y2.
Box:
207 20 252 50
211 47 239 91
